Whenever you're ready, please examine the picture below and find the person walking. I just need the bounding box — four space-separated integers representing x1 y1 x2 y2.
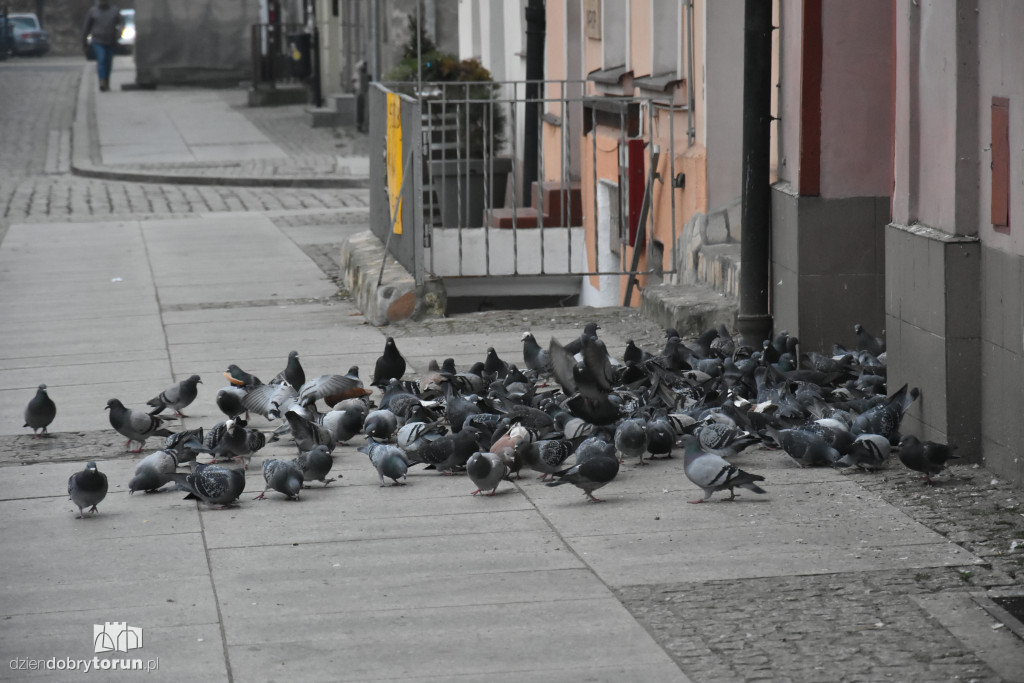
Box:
82 1 123 92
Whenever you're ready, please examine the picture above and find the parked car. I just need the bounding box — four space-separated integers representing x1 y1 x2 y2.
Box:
8 12 49 56
85 9 134 60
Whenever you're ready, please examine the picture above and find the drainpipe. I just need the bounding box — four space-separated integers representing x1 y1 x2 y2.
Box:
522 0 545 206
370 0 380 81
736 0 774 347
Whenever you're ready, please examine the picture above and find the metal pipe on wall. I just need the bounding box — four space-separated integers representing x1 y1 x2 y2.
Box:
522 0 545 206
737 0 774 347
370 0 380 81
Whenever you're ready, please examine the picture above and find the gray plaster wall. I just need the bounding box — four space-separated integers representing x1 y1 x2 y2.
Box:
770 182 887 353
979 246 1024 484
884 222 981 461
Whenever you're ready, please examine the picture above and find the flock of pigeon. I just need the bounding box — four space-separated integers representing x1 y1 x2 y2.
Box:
34 321 959 519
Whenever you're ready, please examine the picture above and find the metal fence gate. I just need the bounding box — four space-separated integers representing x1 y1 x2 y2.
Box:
369 79 690 304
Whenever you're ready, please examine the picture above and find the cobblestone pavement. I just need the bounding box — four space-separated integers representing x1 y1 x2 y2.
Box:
0 59 365 230
2 57 1023 683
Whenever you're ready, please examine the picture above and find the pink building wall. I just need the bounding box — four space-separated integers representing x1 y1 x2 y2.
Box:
819 0 893 199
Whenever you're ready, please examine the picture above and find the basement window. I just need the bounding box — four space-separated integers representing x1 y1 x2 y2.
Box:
992 97 1010 232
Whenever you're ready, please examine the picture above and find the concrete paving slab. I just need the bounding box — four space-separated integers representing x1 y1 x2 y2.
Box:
0 359 168 393
203 496 540 547
0 349 168 373
160 301 365 326
207 525 581 575
217 566 597 620
96 87 286 166
564 525 981 587
221 598 688 682
0 379 176 436
1 505 206 586
0 459 167 500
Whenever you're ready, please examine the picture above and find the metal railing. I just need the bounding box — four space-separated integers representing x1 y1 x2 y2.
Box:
370 79 689 294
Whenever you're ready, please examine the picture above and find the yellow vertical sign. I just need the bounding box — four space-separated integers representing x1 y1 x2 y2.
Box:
386 92 404 235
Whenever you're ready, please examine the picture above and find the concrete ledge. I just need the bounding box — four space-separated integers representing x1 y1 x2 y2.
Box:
641 282 737 339
341 230 446 326
248 86 309 107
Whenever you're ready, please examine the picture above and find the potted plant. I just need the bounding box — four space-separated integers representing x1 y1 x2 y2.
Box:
385 17 512 228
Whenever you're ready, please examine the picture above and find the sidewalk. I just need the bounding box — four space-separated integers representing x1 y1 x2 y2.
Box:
0 61 1021 682
71 59 369 188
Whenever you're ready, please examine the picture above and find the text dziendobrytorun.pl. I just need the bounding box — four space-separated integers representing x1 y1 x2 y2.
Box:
10 657 159 673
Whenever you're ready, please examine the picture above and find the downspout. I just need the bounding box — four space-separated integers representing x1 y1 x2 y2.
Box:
523 0 545 206
370 0 380 81
736 0 774 347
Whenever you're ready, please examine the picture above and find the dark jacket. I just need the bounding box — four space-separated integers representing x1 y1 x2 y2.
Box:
83 3 123 47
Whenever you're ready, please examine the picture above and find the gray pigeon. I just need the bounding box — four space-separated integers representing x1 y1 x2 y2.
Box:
106 398 175 453
24 384 56 437
297 373 365 408
516 438 573 480
320 400 368 443
359 439 410 486
205 418 265 467
129 449 179 493
285 410 335 453
271 350 305 391
545 451 619 502
164 428 211 464
242 383 299 421
695 423 761 459
405 427 482 474
835 433 891 471
521 332 551 374
293 444 337 487
851 384 919 441
68 461 108 518
396 420 447 454
898 435 958 484
170 463 245 508
682 435 766 503
467 452 509 496
216 386 249 420
572 436 617 465
147 374 202 417
764 426 841 467
364 409 399 441
255 459 304 500
614 417 648 464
